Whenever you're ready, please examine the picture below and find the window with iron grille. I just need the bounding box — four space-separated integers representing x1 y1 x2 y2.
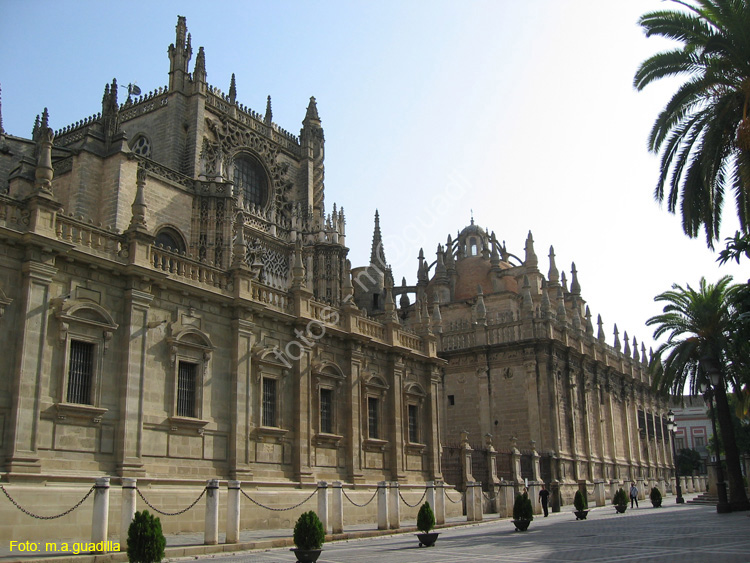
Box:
368 397 379 439
262 377 277 427
177 361 197 418
233 155 267 207
67 340 94 404
408 404 419 443
320 388 333 434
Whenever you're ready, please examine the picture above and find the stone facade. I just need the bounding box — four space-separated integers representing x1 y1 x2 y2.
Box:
0 17 444 492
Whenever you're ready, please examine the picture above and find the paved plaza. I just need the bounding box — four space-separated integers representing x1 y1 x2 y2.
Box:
3 493 749 563
170 498 749 563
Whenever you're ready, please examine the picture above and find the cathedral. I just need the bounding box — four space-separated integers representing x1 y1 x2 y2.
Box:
0 16 670 538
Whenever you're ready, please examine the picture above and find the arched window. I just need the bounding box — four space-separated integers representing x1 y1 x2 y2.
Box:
233 154 268 207
155 227 186 254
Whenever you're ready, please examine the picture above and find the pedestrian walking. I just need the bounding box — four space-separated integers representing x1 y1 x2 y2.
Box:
539 484 550 517
630 482 639 508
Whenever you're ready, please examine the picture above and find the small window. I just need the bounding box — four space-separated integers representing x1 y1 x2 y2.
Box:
320 388 333 434
155 228 186 253
263 377 277 427
131 135 152 157
408 404 419 443
176 361 197 418
676 437 685 450
368 397 379 439
67 340 94 404
233 154 268 208
693 436 705 448
448 395 455 406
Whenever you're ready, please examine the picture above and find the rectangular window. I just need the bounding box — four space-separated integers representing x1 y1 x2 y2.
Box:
262 377 277 427
368 397 379 439
676 437 686 451
408 404 419 443
693 436 705 448
647 413 655 439
320 388 333 434
67 340 94 404
177 361 197 418
448 395 455 406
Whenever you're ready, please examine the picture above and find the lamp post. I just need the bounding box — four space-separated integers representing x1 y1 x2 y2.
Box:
699 356 731 514
666 410 684 504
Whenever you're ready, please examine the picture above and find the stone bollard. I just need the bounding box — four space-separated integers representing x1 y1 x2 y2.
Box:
426 481 436 518
388 481 400 529
594 481 605 507
610 480 619 502
377 482 389 530
679 476 687 495
317 482 329 533
227 480 241 544
687 476 695 493
331 482 344 534
121 478 137 543
550 480 561 513
528 482 541 514
92 477 110 551
501 482 516 517
475 482 484 521
204 479 220 545
434 481 446 525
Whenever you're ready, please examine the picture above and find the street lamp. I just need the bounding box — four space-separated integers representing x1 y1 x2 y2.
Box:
666 410 684 504
699 356 731 514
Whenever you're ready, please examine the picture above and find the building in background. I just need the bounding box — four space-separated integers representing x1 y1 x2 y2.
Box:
672 395 712 474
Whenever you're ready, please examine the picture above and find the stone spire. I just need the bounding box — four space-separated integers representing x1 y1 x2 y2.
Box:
101 79 120 139
445 234 455 269
342 259 355 306
291 239 306 289
399 278 410 309
369 210 386 268
570 262 581 295
264 95 273 125
435 244 447 280
548 246 559 286
303 96 321 126
571 296 582 331
641 343 647 364
522 276 534 316
597 314 605 342
632 336 639 360
229 73 237 104
384 272 399 323
560 271 569 293
524 231 538 269
613 324 621 351
232 214 247 268
34 108 54 195
417 248 428 283
540 279 551 317
623 331 631 356
193 46 206 83
490 231 501 269
556 286 567 322
168 16 193 91
584 305 594 336
432 301 443 333
129 167 148 230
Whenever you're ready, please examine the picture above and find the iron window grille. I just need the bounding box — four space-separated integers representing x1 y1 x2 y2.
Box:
408 404 419 443
368 397 379 439
66 340 94 405
262 377 277 427
320 388 333 434
177 361 197 418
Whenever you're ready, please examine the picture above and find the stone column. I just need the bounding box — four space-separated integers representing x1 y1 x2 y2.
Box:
550 480 561 513
331 482 344 534
377 481 389 530
434 481 446 525
389 357 406 481
510 436 522 486
427 367 443 481
426 481 436 518
594 480 605 507
528 482 541 514
501 482 516 517
229 319 255 480
388 481 400 529
679 476 687 494
317 482 329 533
204 479 220 545
226 480 241 544
460 431 474 488
92 478 110 550
121 478 137 543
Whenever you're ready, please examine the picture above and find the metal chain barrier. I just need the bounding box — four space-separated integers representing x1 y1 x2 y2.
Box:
444 488 464 504
342 487 378 508
1 484 94 520
398 488 427 508
136 486 206 516
482 490 493 502
240 486 318 511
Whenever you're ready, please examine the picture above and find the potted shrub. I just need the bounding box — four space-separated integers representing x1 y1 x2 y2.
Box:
650 486 662 508
511 492 534 531
573 489 589 520
416 501 439 547
127 509 166 563
291 511 325 563
613 488 628 513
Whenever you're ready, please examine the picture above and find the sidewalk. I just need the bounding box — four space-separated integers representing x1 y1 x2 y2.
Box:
2 492 739 563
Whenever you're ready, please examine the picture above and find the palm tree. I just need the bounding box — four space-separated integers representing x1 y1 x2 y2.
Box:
648 276 749 510
634 0 750 248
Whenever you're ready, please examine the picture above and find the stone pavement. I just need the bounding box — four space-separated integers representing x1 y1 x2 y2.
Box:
3 493 750 562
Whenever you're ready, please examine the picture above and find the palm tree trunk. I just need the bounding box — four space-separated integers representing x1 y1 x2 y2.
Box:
714 382 750 511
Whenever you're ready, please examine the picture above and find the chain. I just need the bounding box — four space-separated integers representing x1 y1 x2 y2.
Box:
342 488 378 507
444 489 464 504
1 484 94 520
482 491 492 501
398 488 427 508
136 487 206 516
240 487 318 511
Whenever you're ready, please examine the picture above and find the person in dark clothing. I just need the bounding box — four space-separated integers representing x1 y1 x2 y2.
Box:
539 484 550 517
630 483 639 508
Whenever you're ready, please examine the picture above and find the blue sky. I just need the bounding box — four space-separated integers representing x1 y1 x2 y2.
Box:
1 0 747 350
